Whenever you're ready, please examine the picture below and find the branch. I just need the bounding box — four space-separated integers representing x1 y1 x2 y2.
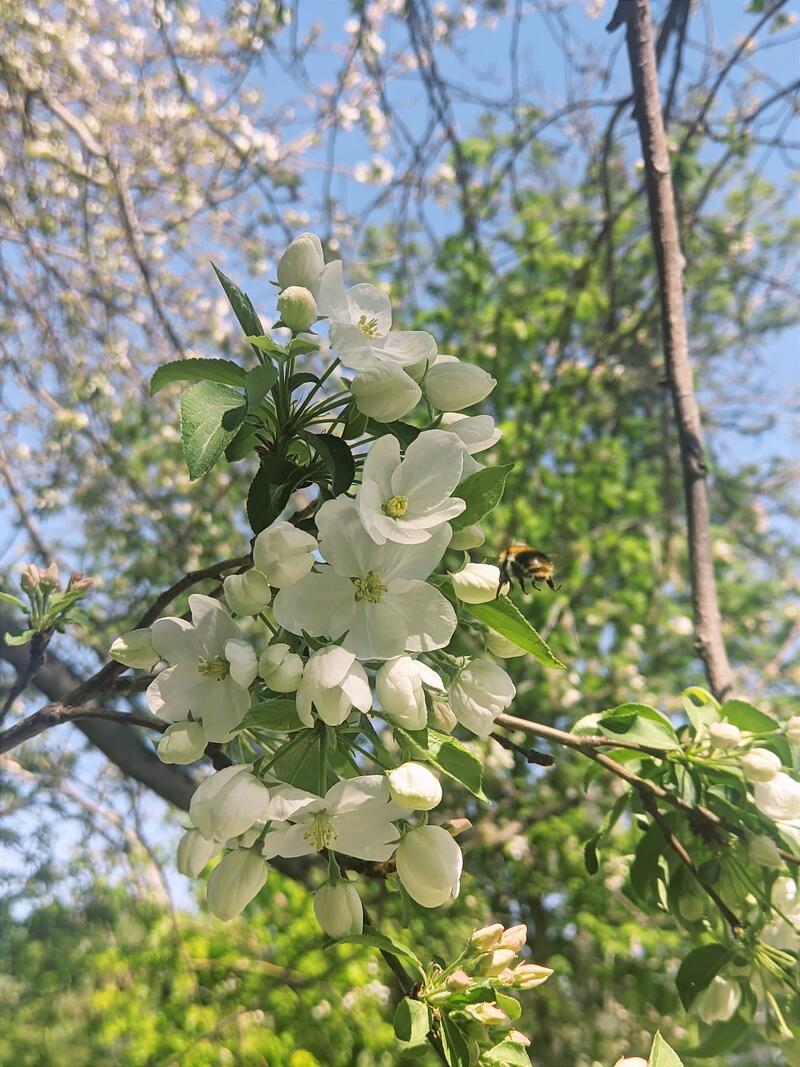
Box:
609 0 733 701
0 701 166 754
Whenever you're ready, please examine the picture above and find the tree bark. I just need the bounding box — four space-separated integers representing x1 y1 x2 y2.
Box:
609 0 733 701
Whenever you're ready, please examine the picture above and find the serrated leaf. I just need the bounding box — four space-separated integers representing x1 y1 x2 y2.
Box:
463 597 565 669
675 944 732 1011
225 424 261 462
393 998 431 1046
483 1040 532 1066
302 432 355 494
211 263 264 341
574 703 679 751
179 381 245 480
246 458 309 533
440 1013 472 1067
150 358 246 396
451 463 514 530
719 698 777 733
242 698 305 732
245 364 278 409
648 1031 683 1067
394 726 487 801
332 931 426 981
287 337 320 356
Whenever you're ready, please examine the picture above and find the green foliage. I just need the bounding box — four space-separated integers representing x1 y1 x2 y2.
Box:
179 380 246 480
452 464 514 530
394 727 488 801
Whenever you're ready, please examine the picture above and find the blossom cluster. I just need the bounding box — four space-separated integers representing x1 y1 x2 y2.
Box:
110 233 535 935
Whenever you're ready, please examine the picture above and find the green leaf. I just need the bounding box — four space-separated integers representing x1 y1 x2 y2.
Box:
150 358 246 396
719 698 777 733
463 597 565 669
629 825 667 905
332 931 426 981
494 992 522 1021
648 1031 683 1067
583 838 599 876
242 699 305 732
451 463 514 530
302 432 355 494
483 1040 532 1066
366 419 420 447
393 998 431 1046
679 1013 749 1058
211 263 264 341
596 703 680 750
342 405 369 439
0 592 26 611
394 726 487 801
675 944 732 1011
225 424 261 462
287 337 320 357
439 1013 472 1067
288 372 320 392
245 364 278 409
4 630 34 646
246 458 308 533
246 334 287 358
270 731 320 793
179 381 246 480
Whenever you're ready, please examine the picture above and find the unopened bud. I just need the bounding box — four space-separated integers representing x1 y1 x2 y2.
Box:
470 923 503 951
41 562 60 590
109 628 159 670
786 716 800 748
709 721 741 751
748 834 784 870
498 923 527 953
508 1030 530 1046
741 748 781 783
67 572 94 593
19 564 41 593
430 698 457 734
481 949 517 976
441 818 472 838
513 963 553 989
277 285 318 333
469 1002 508 1025
446 969 473 991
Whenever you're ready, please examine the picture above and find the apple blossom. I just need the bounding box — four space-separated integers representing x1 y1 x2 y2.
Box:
350 362 421 421
277 232 325 291
313 882 364 938
449 659 516 737
262 776 401 862
274 497 457 661
449 563 502 604
357 431 466 546
754 772 800 821
697 975 741 1025
614 1059 648 1067
206 848 269 921
421 355 496 411
190 763 271 842
741 748 782 783
146 595 257 743
748 834 784 869
440 412 501 475
470 924 504 951
223 570 272 615
395 825 463 908
295 645 371 727
787 716 800 747
387 762 442 811
513 963 554 989
481 949 517 976
253 521 318 589
317 260 436 371
177 829 223 878
277 285 317 332
375 656 444 730
498 923 527 952
258 643 304 693
157 720 208 765
109 628 158 669
447 970 473 991
708 721 741 751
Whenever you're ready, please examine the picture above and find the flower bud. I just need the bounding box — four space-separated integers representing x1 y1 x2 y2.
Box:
206 848 268 921
441 818 472 838
513 963 553 989
422 357 496 412
258 643 304 693
741 747 781 783
67 572 94 593
157 720 207 765
189 764 271 842
177 828 222 877
748 834 784 869
109 628 158 669
396 825 463 908
19 563 42 593
787 716 800 747
253 520 317 588
223 570 271 615
486 629 526 659
40 562 61 590
449 660 516 737
387 762 442 811
754 771 800 821
277 232 324 291
470 924 504 951
470 1002 509 1025
448 524 485 551
449 563 502 605
430 699 457 734
498 924 527 953
697 975 741 1025
481 949 517 976
709 721 741 751
446 969 473 991
508 1031 531 1047
350 363 421 422
277 285 318 332
313 882 363 939
375 656 443 731
614 1059 648 1067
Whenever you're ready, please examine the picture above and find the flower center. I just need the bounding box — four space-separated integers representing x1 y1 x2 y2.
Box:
353 570 388 603
382 494 409 518
198 655 229 680
358 313 380 340
303 812 336 851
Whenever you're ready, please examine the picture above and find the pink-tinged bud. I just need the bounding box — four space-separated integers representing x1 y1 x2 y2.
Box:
441 818 472 839
497 968 516 985
19 564 41 593
508 1031 531 1047
513 963 553 989
41 562 60 590
446 969 473 991
67 572 94 593
469 1002 508 1025
481 949 517 976
498 924 527 953
470 924 504 951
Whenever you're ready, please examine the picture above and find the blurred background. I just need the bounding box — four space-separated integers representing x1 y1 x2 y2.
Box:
1 1 798 1063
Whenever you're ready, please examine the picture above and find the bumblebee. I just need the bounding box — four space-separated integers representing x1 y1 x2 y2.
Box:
497 545 557 596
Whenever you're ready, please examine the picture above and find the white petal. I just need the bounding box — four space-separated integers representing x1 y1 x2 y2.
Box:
339 662 372 712
316 497 382 577
262 823 316 859
325 775 391 814
362 433 400 498
150 616 199 663
330 322 381 370
357 480 390 545
189 594 241 656
342 601 407 661
375 330 437 366
316 260 348 320
391 430 464 513
314 686 352 726
273 569 355 639
332 817 400 861
306 645 357 689
224 638 258 688
377 523 452 582
388 580 458 653
264 785 321 822
346 283 392 336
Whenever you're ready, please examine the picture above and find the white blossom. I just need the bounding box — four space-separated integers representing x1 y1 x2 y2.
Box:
296 645 371 727
697 976 741 1025
177 829 222 877
741 748 781 783
190 763 271 842
258 642 304 693
350 362 421 422
206 848 268 921
224 570 272 615
449 659 516 737
421 355 496 411
357 430 465 545
395 825 462 908
274 497 457 661
109 628 158 669
786 716 800 747
440 412 501 475
253 520 318 589
754 772 800 821
708 721 741 751
313 882 363 938
449 563 501 604
387 762 442 810
277 232 325 291
157 720 207 764
375 656 444 730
